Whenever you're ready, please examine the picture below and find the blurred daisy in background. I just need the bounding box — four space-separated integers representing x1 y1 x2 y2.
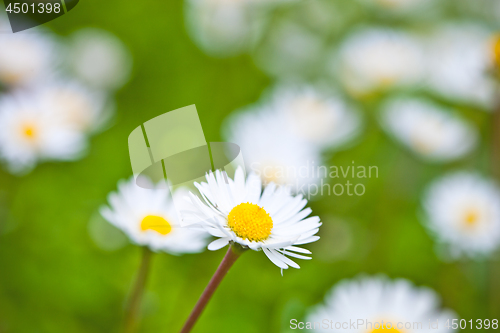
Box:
307 275 455 332
380 97 478 163
66 28 132 91
0 93 86 174
269 84 362 150
183 168 321 271
100 177 209 254
36 79 112 133
254 21 325 78
424 23 497 108
423 172 500 259
184 0 277 57
361 0 437 13
334 28 424 97
223 104 324 192
0 31 58 88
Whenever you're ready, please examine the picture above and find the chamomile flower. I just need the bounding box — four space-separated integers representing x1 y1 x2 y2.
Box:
425 23 497 108
183 167 321 270
270 85 362 150
307 275 454 332
0 92 86 174
67 28 132 91
380 97 478 162
223 105 323 191
423 172 500 258
100 177 209 254
335 28 424 97
36 79 110 133
184 0 271 56
0 30 58 87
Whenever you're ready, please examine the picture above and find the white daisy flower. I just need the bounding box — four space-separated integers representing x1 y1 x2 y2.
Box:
380 97 478 162
184 0 276 56
423 172 500 258
0 30 58 87
366 0 436 12
35 79 111 133
254 21 325 78
183 167 321 270
0 92 86 174
307 275 455 332
424 23 497 108
100 177 209 254
335 28 424 97
270 85 362 150
223 105 323 192
67 28 132 91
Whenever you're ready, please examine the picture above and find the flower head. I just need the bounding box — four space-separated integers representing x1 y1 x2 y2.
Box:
183 167 321 270
307 275 455 332
0 92 86 173
223 104 323 191
380 97 477 162
100 177 209 254
335 28 424 96
423 172 500 258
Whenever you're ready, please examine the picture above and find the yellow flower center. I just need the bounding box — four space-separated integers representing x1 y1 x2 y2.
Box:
22 124 36 140
493 35 500 67
227 203 273 242
140 215 172 235
369 321 403 333
463 210 479 227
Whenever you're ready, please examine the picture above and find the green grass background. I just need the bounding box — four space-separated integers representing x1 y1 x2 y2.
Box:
0 0 499 332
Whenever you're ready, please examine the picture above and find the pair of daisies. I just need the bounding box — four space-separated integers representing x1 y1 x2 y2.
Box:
101 167 321 271
0 20 131 174
223 84 362 192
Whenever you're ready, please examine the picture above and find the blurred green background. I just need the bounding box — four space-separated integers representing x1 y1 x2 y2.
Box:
0 0 499 332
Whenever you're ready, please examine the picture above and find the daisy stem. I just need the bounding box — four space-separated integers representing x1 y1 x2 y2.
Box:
492 96 500 180
123 247 154 333
179 244 244 333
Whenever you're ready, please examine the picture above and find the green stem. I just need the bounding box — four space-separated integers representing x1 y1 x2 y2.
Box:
123 247 154 333
179 244 244 333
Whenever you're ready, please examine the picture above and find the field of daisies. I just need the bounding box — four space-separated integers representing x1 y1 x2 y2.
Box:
1 0 500 332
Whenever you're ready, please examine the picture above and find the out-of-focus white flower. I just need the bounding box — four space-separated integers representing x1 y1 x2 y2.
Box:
255 21 325 78
380 97 478 162
36 79 111 133
0 92 86 174
0 31 58 87
335 28 424 97
423 172 500 258
366 0 436 12
223 104 324 192
100 177 209 254
184 0 274 56
67 28 132 91
425 23 497 108
270 85 362 150
183 167 321 271
307 275 455 332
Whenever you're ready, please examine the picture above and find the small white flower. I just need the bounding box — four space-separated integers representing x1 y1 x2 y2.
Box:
425 23 497 108
423 172 500 258
35 79 110 133
0 30 58 87
100 177 209 254
270 85 362 150
307 275 455 333
184 0 270 56
380 97 478 162
335 28 424 96
223 105 323 191
0 92 86 174
183 167 321 270
67 28 132 90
